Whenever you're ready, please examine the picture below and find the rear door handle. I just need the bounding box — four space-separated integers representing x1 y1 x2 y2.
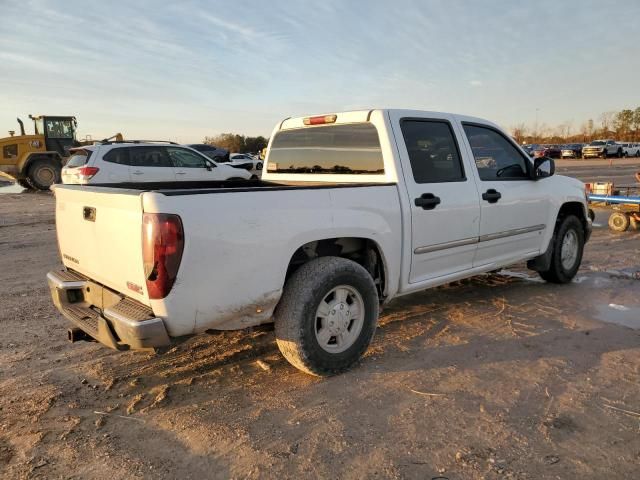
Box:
175 172 186 175
414 193 441 210
482 189 502 203
132 170 144 175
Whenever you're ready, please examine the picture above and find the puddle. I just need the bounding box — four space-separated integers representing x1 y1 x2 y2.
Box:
595 304 640 329
0 183 26 194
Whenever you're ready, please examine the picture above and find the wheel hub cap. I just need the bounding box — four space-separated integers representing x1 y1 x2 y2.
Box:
315 285 365 353
560 230 578 270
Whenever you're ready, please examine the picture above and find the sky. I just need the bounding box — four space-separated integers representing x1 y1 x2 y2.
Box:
1 0 639 143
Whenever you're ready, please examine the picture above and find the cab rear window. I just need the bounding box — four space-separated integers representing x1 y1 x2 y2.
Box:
267 123 384 174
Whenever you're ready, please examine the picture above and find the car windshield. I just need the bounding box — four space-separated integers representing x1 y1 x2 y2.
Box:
590 141 605 146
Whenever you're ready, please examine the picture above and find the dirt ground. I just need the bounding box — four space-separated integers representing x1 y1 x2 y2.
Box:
1 188 639 480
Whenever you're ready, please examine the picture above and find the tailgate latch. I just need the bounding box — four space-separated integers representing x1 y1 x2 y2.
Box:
83 206 96 222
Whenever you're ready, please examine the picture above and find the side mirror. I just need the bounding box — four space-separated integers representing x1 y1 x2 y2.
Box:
205 160 215 171
533 157 555 180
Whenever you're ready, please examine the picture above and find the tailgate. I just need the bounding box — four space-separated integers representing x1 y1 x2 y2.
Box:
54 186 150 305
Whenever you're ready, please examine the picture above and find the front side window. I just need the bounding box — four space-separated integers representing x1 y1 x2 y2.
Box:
167 147 207 168
267 123 384 174
129 147 172 168
400 120 465 183
45 119 74 139
463 124 530 181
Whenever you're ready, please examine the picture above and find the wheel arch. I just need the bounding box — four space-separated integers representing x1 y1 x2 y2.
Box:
285 237 389 301
556 201 588 234
529 201 589 273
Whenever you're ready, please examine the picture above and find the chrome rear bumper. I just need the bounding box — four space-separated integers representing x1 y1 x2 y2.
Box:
47 269 170 350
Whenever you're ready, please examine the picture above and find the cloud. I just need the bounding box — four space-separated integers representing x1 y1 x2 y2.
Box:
469 80 483 87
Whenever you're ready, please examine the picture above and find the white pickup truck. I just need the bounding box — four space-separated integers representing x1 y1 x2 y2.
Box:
48 109 591 376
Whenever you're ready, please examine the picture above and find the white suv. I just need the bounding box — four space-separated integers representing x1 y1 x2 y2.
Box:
61 142 253 184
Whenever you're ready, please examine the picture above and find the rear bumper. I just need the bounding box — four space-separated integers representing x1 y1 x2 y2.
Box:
47 269 170 350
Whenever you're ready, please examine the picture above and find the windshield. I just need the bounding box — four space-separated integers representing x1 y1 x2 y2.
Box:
34 118 44 135
590 141 605 146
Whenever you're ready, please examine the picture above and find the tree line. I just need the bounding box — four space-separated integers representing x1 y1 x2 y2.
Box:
203 133 268 154
511 107 640 144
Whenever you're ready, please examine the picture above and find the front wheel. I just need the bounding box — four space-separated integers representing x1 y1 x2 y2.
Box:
27 158 61 190
538 215 585 284
274 256 379 376
617 149 623 158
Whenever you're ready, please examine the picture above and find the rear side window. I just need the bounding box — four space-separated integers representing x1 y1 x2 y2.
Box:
103 147 130 165
129 147 172 168
400 120 464 183
66 150 92 168
267 123 384 174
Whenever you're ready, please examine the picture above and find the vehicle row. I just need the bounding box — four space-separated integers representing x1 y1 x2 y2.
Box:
522 141 640 159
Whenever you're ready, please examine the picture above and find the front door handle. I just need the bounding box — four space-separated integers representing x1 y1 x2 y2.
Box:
175 172 186 175
132 170 144 175
482 189 502 203
414 193 441 210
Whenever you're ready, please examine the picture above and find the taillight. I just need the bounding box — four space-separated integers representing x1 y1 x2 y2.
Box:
142 213 184 299
77 166 99 180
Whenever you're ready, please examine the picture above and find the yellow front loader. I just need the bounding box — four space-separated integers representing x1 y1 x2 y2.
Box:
0 115 79 189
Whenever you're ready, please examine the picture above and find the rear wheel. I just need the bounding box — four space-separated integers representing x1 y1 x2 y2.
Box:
538 215 584 284
274 256 379 376
27 158 60 190
617 148 623 158
608 212 629 232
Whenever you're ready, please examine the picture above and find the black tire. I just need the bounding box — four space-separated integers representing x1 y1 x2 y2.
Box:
27 158 60 190
608 212 629 232
226 177 245 181
617 148 623 158
538 215 585 284
274 256 379 376
601 151 607 159
256 162 263 170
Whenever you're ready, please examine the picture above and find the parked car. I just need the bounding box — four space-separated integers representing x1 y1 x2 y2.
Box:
621 143 640 157
560 144 583 158
48 109 590 376
521 144 538 157
532 145 547 158
185 143 229 162
229 153 263 172
541 145 562 158
61 142 252 184
582 140 623 159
